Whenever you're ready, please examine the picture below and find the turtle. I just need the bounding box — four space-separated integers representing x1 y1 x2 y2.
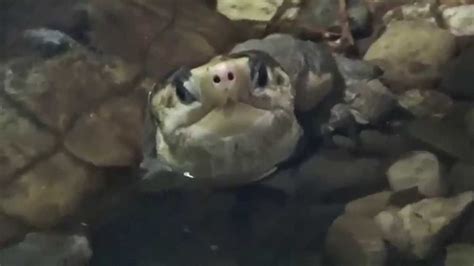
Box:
139 33 380 192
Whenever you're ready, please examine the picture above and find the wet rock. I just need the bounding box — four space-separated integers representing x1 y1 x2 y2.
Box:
65 90 146 167
332 135 357 151
404 118 474 163
0 214 28 248
325 214 387 266
0 96 56 184
465 108 474 139
441 47 474 99
216 0 284 22
345 191 393 217
0 232 92 266
296 150 384 202
22 28 78 58
445 244 474 266
334 55 384 86
324 103 355 133
0 152 102 228
231 33 343 112
358 130 414 156
3 47 140 132
382 1 438 26
387 151 447 197
448 162 474 194
344 79 397 124
441 5 474 36
364 20 456 91
374 191 474 259
398 89 453 118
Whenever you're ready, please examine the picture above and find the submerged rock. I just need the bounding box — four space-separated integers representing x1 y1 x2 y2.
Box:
345 191 393 217
448 162 474 194
441 4 474 36
397 89 453 118
358 130 414 156
387 151 447 197
374 191 474 259
441 47 474 100
325 214 387 266
0 232 92 266
364 20 456 91
445 244 474 266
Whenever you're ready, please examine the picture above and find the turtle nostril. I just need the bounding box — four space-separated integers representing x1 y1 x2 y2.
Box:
213 75 221 83
227 72 234 81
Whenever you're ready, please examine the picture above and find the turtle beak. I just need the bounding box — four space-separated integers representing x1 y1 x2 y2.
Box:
199 58 251 107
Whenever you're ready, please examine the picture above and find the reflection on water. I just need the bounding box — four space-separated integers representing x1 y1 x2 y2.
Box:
1 0 474 266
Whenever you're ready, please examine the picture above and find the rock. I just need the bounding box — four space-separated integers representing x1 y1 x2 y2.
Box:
441 47 474 99
231 33 343 112
0 232 92 266
358 130 414 156
332 135 357 151
324 103 355 133
344 79 397 124
216 0 284 22
296 150 384 202
0 96 56 184
387 151 447 197
445 244 474 266
334 54 384 86
465 108 474 139
64 90 146 166
448 162 474 194
440 0 474 6
404 118 474 163
374 191 474 259
0 214 28 248
325 214 387 266
0 152 102 228
397 89 453 118
345 191 393 217
441 5 474 36
382 1 438 26
364 20 456 91
22 28 78 57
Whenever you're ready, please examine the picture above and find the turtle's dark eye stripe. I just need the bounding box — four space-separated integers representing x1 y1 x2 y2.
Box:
256 63 268 88
174 80 196 104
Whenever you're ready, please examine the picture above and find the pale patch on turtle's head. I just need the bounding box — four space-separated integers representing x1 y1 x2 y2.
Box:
147 51 302 186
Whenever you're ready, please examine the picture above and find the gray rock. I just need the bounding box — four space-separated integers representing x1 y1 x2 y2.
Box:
404 118 474 163
441 4 474 36
344 79 397 124
334 54 383 87
445 244 474 266
345 191 393 217
364 20 456 91
22 28 78 57
397 89 454 118
358 130 414 156
448 162 474 194
374 191 474 259
296 149 384 201
387 151 447 197
0 232 92 266
325 214 387 266
324 103 355 133
231 33 343 112
465 108 474 139
441 47 474 99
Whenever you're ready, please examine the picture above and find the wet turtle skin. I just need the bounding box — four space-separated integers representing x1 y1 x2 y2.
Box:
140 34 345 190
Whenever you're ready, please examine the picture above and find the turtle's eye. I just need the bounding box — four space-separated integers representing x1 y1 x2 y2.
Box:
174 80 196 104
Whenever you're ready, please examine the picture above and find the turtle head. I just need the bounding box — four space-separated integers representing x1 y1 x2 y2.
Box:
146 51 303 186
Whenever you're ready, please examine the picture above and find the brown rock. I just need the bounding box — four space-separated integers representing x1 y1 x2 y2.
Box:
3 49 140 132
0 152 103 228
345 191 393 217
0 96 56 184
65 90 146 167
325 214 387 266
